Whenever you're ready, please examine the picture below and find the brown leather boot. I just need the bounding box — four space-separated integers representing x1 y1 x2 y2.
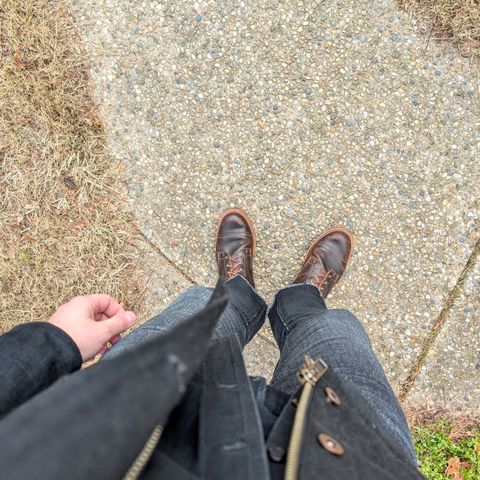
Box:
293 227 353 298
215 209 256 288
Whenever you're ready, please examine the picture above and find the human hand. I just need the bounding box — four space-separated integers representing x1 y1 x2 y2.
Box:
48 294 136 361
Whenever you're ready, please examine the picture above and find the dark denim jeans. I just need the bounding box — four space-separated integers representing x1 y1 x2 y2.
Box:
106 276 416 464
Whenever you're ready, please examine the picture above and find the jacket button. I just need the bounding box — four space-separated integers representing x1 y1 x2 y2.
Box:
317 434 344 456
268 446 286 462
325 387 341 405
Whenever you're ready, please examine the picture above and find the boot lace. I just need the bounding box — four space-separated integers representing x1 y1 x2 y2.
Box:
226 254 243 278
313 269 337 291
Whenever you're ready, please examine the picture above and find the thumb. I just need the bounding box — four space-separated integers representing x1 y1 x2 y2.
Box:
103 310 136 337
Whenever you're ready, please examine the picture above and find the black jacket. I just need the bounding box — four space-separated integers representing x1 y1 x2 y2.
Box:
0 283 424 479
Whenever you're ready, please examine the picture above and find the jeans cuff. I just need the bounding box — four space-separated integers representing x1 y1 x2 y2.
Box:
225 275 268 324
267 283 326 320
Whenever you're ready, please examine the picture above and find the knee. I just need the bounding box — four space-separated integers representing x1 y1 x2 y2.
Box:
321 309 370 336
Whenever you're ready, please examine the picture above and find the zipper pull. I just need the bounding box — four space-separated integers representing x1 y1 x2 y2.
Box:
297 355 328 386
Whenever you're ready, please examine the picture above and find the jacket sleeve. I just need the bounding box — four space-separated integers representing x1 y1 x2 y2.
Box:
0 322 82 417
0 282 229 480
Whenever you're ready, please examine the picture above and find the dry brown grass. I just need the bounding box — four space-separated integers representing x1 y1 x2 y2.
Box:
397 0 480 58
405 406 480 441
0 0 141 332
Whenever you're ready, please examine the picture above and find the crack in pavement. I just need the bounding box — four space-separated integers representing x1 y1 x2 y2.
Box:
399 235 480 401
136 227 198 286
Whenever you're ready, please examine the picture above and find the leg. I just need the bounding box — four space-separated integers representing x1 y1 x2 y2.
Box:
106 207 262 359
268 283 416 463
104 275 266 360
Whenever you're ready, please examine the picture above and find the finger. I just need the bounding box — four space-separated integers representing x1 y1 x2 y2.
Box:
99 344 109 355
103 310 136 337
85 294 122 317
110 334 121 345
94 312 110 322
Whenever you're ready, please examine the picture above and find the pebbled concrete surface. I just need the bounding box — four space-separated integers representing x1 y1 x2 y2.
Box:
407 256 480 414
66 0 479 396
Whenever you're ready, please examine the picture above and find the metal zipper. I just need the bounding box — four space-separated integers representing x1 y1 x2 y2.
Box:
123 424 163 480
284 356 328 480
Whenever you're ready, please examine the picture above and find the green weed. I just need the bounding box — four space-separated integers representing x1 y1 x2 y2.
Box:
413 421 480 480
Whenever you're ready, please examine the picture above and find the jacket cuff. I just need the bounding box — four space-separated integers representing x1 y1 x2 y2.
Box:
0 322 82 417
39 322 83 370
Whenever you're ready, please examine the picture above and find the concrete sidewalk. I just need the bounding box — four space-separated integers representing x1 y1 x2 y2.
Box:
67 0 479 411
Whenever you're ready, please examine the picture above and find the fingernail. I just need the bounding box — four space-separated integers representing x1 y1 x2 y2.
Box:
126 311 136 325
